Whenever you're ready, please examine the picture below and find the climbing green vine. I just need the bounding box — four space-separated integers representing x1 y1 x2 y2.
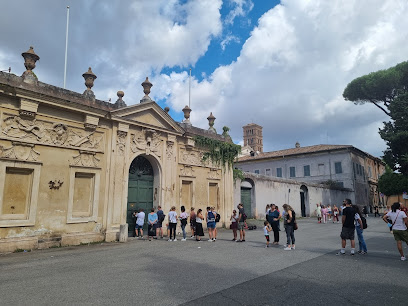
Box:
233 168 245 182
193 135 241 169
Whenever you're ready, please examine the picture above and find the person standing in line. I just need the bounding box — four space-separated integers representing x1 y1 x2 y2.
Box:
213 207 219 240
230 209 239 241
147 208 158 241
189 207 196 238
384 205 393 232
327 204 332 221
168 206 178 241
337 199 358 256
179 206 188 241
362 206 368 217
383 202 408 261
265 204 271 218
332 205 340 223
206 206 216 242
156 205 165 239
322 205 328 224
352 205 367 254
195 209 205 241
316 203 322 223
283 204 296 250
269 204 280 245
340 201 345 216
264 221 272 248
134 208 145 239
237 203 246 242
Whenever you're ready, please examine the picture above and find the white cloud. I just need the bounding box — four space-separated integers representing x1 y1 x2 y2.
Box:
220 34 241 51
159 0 408 157
225 0 254 25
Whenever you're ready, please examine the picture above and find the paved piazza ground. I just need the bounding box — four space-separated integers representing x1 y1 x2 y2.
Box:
1 217 407 305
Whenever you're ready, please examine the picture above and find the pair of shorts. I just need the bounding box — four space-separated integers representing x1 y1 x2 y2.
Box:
207 222 216 229
340 227 355 240
135 224 144 229
156 222 162 228
393 229 408 242
238 222 245 230
265 235 270 242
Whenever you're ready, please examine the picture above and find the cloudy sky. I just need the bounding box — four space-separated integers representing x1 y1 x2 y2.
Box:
1 0 407 158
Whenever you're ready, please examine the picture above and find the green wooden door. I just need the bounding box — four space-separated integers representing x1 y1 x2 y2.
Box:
127 156 154 235
241 188 252 218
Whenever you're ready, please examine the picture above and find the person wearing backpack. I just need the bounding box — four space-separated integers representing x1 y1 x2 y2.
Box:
179 206 188 241
353 205 367 254
213 207 220 241
283 204 296 250
156 205 165 239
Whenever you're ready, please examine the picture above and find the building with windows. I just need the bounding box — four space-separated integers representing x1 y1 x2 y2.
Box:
0 47 234 252
243 123 263 153
234 124 385 218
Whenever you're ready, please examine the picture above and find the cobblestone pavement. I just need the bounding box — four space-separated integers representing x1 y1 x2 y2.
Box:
1 217 407 305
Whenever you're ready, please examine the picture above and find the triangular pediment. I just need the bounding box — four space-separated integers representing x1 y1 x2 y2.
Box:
110 101 184 134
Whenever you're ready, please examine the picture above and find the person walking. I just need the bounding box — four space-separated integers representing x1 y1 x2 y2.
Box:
195 209 205 241
179 206 188 241
269 204 280 245
230 209 239 241
383 202 408 261
168 206 178 241
374 206 379 217
322 205 328 224
206 206 216 242
156 205 165 239
353 205 367 254
133 208 145 239
147 208 158 241
189 207 196 238
316 203 322 223
283 204 296 250
327 204 332 221
332 205 340 223
337 199 359 256
237 203 246 242
264 221 272 248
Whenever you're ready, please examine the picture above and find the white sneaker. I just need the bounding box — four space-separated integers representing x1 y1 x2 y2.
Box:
181 238 186 241
401 256 406 261
284 247 291 251
291 246 296 250
173 238 177 242
168 239 172 242
208 239 213 242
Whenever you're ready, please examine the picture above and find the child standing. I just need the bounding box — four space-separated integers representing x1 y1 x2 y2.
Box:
264 221 272 248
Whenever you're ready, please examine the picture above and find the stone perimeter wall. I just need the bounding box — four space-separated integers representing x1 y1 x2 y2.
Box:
233 173 354 221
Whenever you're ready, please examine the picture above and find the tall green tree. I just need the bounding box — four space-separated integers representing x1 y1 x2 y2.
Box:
343 61 408 175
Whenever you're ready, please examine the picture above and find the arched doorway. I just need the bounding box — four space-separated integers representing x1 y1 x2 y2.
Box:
240 179 254 218
127 156 154 236
300 185 309 217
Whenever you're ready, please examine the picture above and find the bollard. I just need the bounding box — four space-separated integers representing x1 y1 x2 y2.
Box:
119 224 128 242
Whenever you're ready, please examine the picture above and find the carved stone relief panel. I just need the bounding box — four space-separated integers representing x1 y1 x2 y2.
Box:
208 169 221 180
0 141 40 161
130 129 162 158
70 151 100 168
166 142 174 160
1 114 104 152
180 165 195 177
179 149 204 167
116 131 127 156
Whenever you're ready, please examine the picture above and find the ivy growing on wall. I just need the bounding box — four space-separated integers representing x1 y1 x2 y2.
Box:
233 168 245 182
193 135 241 169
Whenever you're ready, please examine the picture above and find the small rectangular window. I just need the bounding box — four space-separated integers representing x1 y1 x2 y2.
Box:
336 181 344 188
290 167 296 178
276 168 282 177
254 169 259 174
334 162 342 174
304 165 310 176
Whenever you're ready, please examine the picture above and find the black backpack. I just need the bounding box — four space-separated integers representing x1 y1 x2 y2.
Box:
361 216 368 229
215 213 220 222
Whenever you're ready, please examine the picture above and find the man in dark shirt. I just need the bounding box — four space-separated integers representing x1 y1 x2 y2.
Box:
337 199 358 255
237 203 246 242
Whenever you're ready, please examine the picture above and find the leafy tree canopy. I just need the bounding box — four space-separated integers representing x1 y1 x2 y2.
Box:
343 61 408 116
378 166 408 196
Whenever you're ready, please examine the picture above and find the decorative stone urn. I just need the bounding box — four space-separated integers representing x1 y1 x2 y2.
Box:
182 105 192 125
82 67 97 99
207 112 216 133
140 77 153 103
21 46 40 84
114 91 127 109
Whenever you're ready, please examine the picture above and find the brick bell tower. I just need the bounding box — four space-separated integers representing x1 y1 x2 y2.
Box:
243 123 263 153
